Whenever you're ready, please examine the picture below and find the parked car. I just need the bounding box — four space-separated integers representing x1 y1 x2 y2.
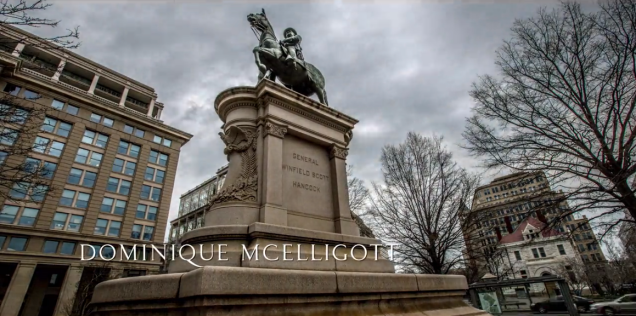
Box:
590 294 636 315
531 295 594 313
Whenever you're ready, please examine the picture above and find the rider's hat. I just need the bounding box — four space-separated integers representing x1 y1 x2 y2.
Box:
283 27 297 36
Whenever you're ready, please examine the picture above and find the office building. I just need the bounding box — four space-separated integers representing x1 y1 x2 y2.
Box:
463 171 606 278
0 25 192 316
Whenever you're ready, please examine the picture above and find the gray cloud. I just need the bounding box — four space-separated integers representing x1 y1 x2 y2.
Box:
27 2 562 237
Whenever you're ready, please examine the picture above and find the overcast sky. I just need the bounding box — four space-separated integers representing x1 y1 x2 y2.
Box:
26 1 593 237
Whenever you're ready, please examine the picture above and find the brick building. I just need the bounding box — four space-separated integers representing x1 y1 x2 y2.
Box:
496 217 579 278
0 25 192 316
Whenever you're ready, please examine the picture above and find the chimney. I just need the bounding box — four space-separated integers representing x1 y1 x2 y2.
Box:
495 227 503 241
536 209 548 223
504 216 513 234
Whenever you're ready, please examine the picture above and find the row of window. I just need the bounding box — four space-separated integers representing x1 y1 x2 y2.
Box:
51 211 154 240
577 242 599 252
7 177 161 206
6 83 165 147
484 184 548 202
2 195 157 225
2 87 172 165
0 234 156 258
582 253 603 262
481 175 544 196
3 111 169 173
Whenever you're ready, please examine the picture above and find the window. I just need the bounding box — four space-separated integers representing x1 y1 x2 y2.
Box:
103 117 114 127
558 244 566 255
136 204 157 220
51 99 64 110
514 251 521 261
106 177 131 195
23 158 57 179
112 158 136 176
59 189 91 209
81 130 109 148
144 167 165 183
0 205 18 224
90 113 102 123
60 242 75 255
41 117 72 137
43 240 59 254
148 150 168 166
17 208 38 226
538 247 546 257
0 151 7 165
1 104 29 124
50 212 83 232
94 218 121 237
123 124 134 134
66 104 79 116
134 129 145 138
9 182 48 202
153 135 172 147
100 197 126 215
67 168 97 188
74 148 103 167
520 270 528 279
23 89 40 100
0 127 19 146
33 136 65 157
89 113 114 127
117 140 140 158
582 254 589 262
131 224 154 241
4 83 21 96
532 248 539 258
7 237 27 251
140 185 161 202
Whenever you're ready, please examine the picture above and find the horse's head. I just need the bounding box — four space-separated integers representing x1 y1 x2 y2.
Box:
247 9 272 34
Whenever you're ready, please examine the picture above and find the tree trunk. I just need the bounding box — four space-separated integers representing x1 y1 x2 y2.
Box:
615 179 636 221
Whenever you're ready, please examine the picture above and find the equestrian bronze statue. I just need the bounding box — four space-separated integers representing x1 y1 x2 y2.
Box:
247 9 329 106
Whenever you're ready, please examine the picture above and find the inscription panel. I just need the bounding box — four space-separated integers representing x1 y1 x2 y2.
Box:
282 135 334 221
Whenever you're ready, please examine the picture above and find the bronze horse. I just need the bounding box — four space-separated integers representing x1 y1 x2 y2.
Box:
247 9 328 106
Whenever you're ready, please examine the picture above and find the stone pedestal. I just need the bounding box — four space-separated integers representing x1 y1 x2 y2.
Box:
89 80 490 316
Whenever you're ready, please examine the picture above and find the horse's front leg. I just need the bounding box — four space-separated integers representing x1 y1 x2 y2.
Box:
253 46 268 75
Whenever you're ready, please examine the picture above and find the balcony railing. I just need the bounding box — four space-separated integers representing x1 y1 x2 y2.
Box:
61 70 91 86
95 84 121 98
18 53 58 73
20 68 166 125
126 96 148 108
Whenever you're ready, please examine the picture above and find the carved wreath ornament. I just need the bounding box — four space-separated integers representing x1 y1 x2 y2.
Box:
208 126 259 206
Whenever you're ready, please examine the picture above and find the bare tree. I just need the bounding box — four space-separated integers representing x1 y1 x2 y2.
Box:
462 0 636 238
367 133 481 274
603 240 636 290
0 0 80 203
59 263 117 316
0 94 57 203
347 164 370 216
346 164 375 238
1 0 79 52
